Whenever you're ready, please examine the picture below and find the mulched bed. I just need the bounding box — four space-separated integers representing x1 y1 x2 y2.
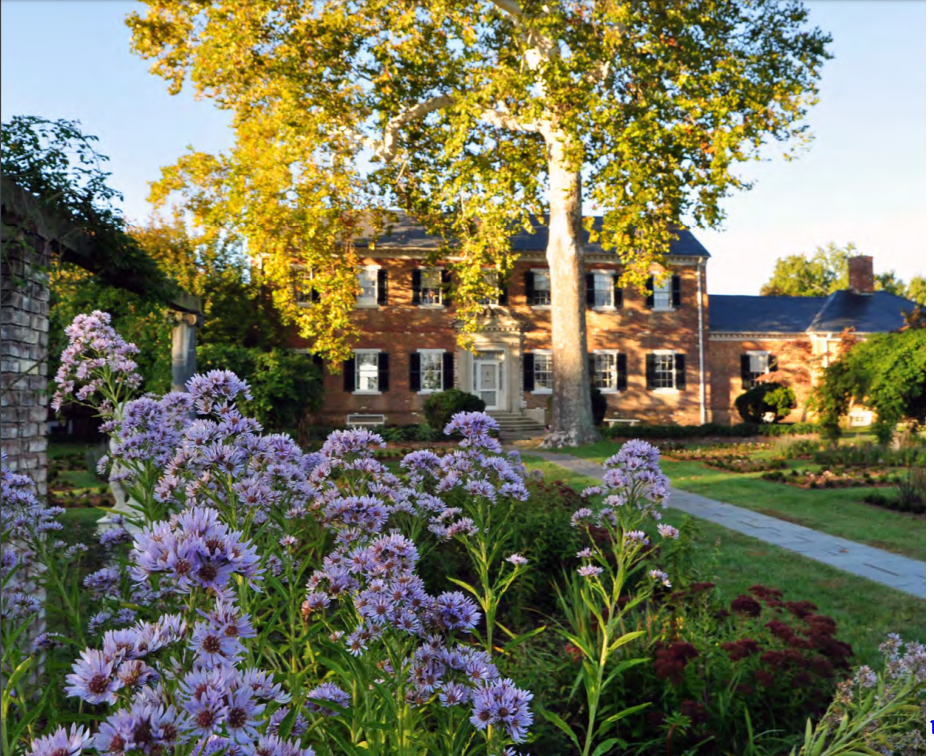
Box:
760 468 901 489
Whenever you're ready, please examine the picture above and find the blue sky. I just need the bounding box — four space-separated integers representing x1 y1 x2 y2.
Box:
0 0 925 295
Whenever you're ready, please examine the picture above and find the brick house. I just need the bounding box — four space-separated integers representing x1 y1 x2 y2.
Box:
303 214 920 430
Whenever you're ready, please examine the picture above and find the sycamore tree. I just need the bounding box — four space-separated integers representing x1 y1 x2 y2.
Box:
129 0 831 446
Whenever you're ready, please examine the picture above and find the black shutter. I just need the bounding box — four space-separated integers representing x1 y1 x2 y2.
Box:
411 269 421 305
377 270 388 305
645 353 657 390
585 273 595 308
741 355 752 390
378 352 390 392
409 353 421 392
672 275 682 307
588 354 597 387
498 275 509 306
441 269 452 306
645 276 654 309
616 353 627 390
442 352 454 389
768 354 779 374
524 271 535 305
675 354 686 390
343 358 355 392
613 274 623 308
523 353 534 391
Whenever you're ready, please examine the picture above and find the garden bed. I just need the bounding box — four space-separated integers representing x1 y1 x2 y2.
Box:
760 467 901 489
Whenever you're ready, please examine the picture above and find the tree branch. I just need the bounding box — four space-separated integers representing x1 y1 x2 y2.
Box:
337 94 455 161
478 108 543 134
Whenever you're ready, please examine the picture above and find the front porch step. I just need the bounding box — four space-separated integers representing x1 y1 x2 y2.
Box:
487 412 546 441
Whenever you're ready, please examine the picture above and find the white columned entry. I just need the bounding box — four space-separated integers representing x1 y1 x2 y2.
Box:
472 350 505 410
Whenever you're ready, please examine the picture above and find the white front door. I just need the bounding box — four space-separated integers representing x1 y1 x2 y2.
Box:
473 351 504 410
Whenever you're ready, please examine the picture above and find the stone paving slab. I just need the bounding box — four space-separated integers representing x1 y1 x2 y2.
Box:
524 450 926 599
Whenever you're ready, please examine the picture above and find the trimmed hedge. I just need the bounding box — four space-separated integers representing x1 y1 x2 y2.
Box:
600 421 819 440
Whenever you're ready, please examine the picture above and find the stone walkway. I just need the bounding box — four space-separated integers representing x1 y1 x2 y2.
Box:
524 450 926 600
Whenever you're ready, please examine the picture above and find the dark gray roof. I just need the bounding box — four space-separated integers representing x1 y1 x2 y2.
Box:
709 295 826 333
709 291 922 334
807 289 921 333
356 211 711 257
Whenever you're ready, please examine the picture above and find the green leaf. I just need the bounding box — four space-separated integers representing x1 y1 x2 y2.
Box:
596 702 651 737
541 709 580 751
608 630 645 653
501 625 547 654
592 738 624 756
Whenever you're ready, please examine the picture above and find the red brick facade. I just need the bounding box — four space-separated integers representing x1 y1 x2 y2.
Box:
310 250 717 427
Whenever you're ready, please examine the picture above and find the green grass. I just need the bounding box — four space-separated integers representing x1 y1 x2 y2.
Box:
522 457 924 667
559 440 925 560
54 469 105 490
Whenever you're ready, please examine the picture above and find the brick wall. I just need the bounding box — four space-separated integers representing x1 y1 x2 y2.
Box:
1 210 51 496
311 255 709 426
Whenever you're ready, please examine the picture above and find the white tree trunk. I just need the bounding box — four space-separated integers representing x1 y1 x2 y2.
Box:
540 134 599 448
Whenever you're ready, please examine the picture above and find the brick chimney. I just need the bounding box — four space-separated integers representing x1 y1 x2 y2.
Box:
848 255 874 295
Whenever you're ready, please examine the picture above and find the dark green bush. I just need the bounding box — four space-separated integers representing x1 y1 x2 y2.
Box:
601 421 818 441
734 382 797 423
197 343 323 432
423 389 486 431
756 421 820 437
373 424 446 443
590 387 608 425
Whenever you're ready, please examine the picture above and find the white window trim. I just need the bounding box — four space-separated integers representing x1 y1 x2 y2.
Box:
531 348 553 394
530 268 552 310
291 264 315 308
652 275 675 312
417 267 446 309
479 269 502 307
592 348 619 394
592 271 617 311
352 348 381 395
416 349 446 394
650 349 680 394
356 265 381 309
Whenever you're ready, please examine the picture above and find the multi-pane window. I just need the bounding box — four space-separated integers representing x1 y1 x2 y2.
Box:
651 353 677 390
419 269 444 306
357 268 379 306
355 351 380 392
593 272 615 309
420 351 443 392
479 270 501 305
292 267 315 304
533 351 553 391
653 276 673 310
593 352 617 390
532 270 551 306
742 351 771 390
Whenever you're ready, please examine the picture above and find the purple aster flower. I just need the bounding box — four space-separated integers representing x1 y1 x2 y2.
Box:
469 680 534 743
570 508 593 526
506 554 528 566
189 620 245 668
27 725 91 756
658 524 680 539
306 682 350 716
438 682 470 707
649 569 671 587
222 686 265 745
65 649 121 705
577 565 603 578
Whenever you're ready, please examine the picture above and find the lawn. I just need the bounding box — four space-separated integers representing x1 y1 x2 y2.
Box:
521 456 925 668
556 439 925 561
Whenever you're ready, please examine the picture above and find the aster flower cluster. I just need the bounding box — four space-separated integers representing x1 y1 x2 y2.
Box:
130 507 263 595
819 634 926 756
51 311 142 412
1 454 65 625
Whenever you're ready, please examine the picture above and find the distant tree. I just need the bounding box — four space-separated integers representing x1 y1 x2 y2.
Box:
906 275 926 306
810 327 925 445
761 242 912 298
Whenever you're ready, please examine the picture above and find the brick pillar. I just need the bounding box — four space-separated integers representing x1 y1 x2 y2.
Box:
848 256 874 295
1 224 50 497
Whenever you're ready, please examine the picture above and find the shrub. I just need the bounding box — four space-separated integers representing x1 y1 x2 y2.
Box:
590 386 608 425
735 382 797 423
601 422 817 440
423 388 486 430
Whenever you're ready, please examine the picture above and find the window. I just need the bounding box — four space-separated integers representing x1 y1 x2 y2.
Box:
533 351 553 392
526 269 551 306
420 351 443 392
479 270 504 306
292 266 316 305
593 272 615 309
741 351 773 390
592 352 618 391
357 267 379 306
647 274 681 311
355 351 380 392
647 351 686 391
419 268 443 306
